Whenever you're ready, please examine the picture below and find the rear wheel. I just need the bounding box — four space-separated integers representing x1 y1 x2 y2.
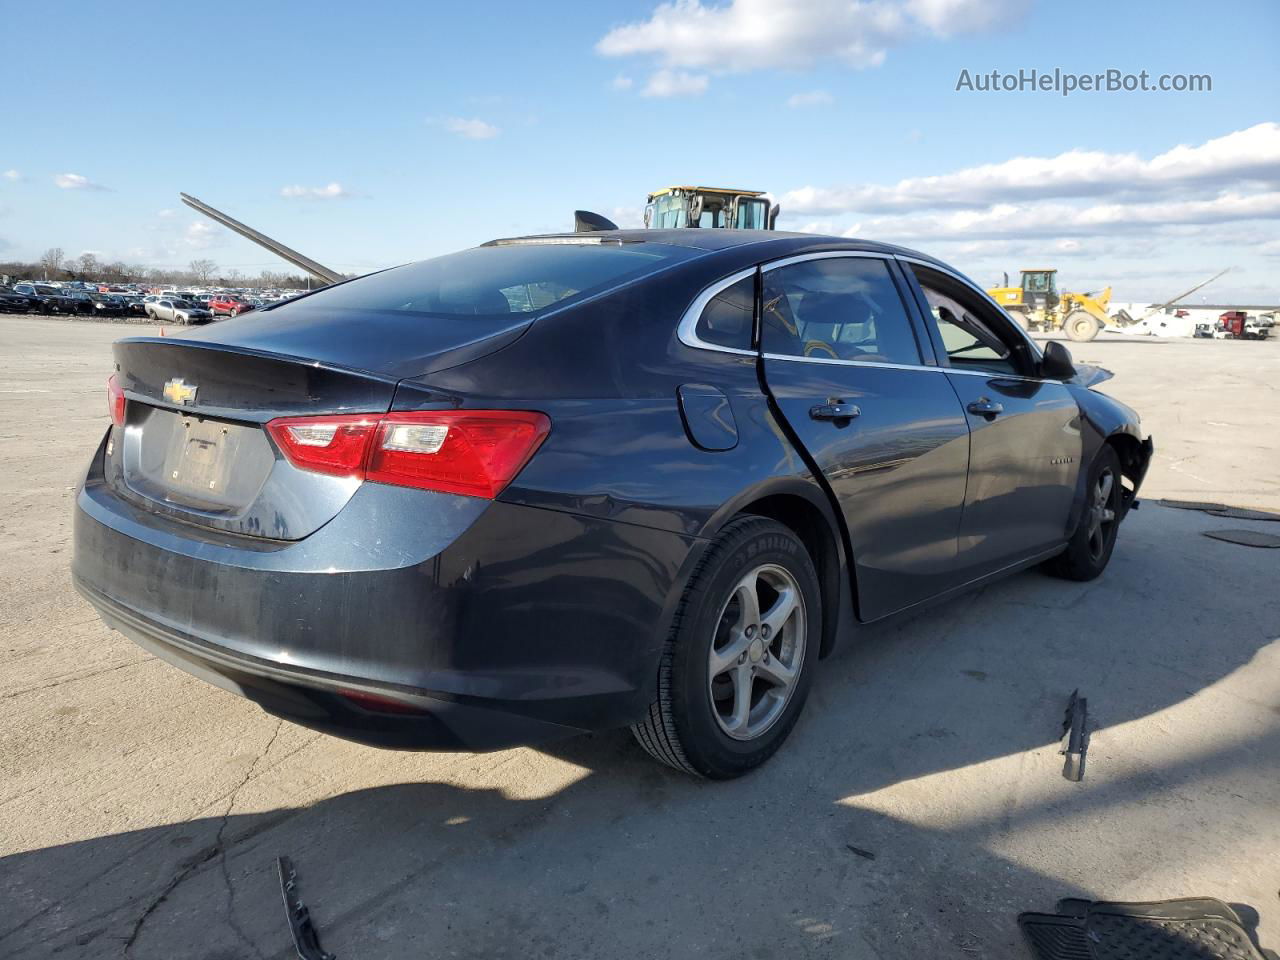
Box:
1008 307 1030 331
1065 311 1101 342
1044 445 1123 581
631 516 821 779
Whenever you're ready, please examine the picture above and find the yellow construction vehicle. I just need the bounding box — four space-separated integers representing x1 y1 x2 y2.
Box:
643 186 779 230
987 268 1117 342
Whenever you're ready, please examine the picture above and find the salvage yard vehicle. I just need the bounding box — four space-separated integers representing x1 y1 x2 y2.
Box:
0 285 41 313
87 293 126 317
986 268 1127 342
73 230 1152 779
208 294 254 317
144 297 212 324
644 186 779 230
14 283 91 315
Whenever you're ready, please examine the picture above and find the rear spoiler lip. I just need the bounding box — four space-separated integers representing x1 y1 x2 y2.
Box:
112 335 402 387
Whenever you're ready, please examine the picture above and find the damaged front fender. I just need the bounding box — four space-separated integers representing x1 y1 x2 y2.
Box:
1065 383 1154 536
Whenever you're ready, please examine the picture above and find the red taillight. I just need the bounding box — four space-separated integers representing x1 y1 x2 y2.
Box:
265 415 380 477
107 374 126 426
264 410 550 499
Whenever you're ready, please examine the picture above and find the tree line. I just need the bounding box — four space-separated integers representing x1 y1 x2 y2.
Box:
0 248 314 289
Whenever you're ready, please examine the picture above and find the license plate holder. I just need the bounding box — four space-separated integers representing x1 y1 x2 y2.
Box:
166 417 235 496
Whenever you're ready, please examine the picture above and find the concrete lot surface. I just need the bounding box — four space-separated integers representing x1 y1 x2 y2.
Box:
1 317 1277 959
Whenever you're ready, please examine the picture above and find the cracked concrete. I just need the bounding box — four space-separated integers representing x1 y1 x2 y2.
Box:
1 318 1278 959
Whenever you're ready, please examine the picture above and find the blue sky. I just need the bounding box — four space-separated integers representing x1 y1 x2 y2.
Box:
2 0 1277 300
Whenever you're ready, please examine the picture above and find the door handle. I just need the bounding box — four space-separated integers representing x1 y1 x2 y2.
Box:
967 398 1004 418
810 402 861 422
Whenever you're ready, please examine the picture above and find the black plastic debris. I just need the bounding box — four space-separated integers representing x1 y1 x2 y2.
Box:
1019 897 1268 960
1203 529 1280 549
1060 690 1088 783
1158 499 1229 511
277 856 336 960
845 844 876 860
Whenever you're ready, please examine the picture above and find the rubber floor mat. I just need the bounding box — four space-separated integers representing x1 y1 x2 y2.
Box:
1206 507 1280 522
1019 897 1267 960
1203 529 1280 548
1158 499 1229 511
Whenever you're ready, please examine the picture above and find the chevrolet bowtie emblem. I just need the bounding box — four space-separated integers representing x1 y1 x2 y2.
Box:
163 378 198 406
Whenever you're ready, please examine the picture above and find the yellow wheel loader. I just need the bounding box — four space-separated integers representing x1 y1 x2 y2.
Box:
987 269 1119 342
643 187 779 230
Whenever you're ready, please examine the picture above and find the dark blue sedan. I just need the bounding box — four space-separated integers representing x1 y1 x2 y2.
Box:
72 230 1151 778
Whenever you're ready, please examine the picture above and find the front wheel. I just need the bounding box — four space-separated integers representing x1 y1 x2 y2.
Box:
1065 311 1101 342
631 516 821 779
1044 445 1123 581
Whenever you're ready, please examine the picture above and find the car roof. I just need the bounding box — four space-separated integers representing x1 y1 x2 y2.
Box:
485 229 954 270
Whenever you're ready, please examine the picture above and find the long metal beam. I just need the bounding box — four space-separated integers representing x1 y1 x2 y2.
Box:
179 193 345 285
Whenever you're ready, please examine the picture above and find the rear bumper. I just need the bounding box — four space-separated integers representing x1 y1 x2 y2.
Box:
72 436 700 749
74 576 583 749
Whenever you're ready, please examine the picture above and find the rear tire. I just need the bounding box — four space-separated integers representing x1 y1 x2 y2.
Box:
631 516 821 779
1065 311 1100 342
1044 445 1123 582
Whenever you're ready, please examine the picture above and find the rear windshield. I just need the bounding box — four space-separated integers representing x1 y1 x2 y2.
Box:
280 241 695 319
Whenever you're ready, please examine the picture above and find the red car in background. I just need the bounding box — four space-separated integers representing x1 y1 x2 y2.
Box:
208 295 254 317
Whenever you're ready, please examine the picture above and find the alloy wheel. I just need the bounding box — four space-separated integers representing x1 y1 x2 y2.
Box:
707 563 807 741
1087 467 1117 561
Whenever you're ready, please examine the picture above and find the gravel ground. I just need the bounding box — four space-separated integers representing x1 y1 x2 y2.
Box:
1 316 1277 959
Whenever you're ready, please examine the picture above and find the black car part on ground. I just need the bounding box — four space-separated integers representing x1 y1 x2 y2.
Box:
276 857 335 960
1060 689 1088 782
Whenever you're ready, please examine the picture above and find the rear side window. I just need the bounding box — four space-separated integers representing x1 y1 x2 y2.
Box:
285 241 695 320
694 274 754 350
761 257 920 365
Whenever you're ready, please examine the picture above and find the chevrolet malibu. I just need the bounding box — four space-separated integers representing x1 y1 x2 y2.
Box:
73 230 1152 778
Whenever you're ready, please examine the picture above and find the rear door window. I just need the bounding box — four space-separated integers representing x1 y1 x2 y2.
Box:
761 256 921 365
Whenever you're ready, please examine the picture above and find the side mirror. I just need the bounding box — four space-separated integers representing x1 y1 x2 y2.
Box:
768 203 781 230
1040 340 1076 380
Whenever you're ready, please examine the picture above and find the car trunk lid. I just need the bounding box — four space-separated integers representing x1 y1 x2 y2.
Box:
108 308 527 541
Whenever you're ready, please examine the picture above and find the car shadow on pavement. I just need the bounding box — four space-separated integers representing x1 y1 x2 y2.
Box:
3 505 1277 959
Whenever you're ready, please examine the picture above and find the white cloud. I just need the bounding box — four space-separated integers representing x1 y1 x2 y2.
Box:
280 182 350 199
784 123 1280 215
443 117 500 140
787 89 833 108
610 206 646 229
905 0 1023 34
157 208 175 218
2 169 20 181
183 221 217 249
840 191 1280 242
597 0 1027 90
54 172 109 191
612 74 634 90
642 68 708 97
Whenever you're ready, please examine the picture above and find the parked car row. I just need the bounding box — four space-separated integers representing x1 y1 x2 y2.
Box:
0 278 306 322
0 284 268 324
